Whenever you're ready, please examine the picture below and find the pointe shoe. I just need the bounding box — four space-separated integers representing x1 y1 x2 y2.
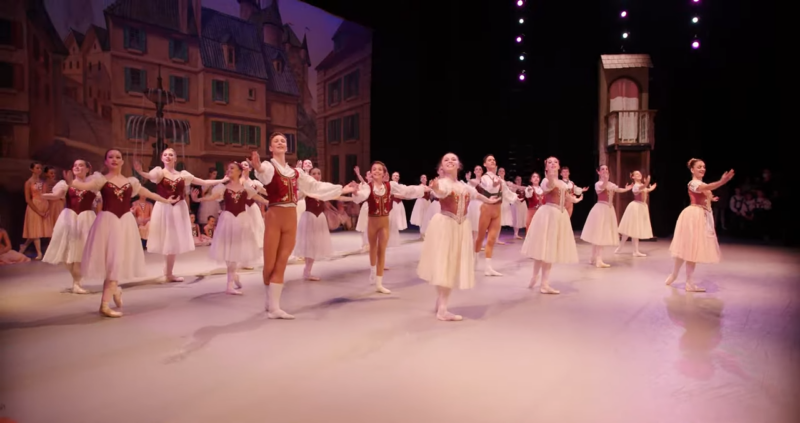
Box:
594 261 611 268
304 274 321 281
113 288 123 308
665 274 677 286
233 274 242 289
633 252 647 257
166 275 184 282
71 283 88 294
685 281 706 292
267 309 295 319
225 287 243 295
436 311 463 321
540 285 560 294
34 254 42 260
484 267 503 276
99 303 122 318
614 248 622 254
514 235 523 240
241 267 255 270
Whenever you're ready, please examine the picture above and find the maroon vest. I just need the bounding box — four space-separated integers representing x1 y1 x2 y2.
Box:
156 177 185 205
223 189 248 217
367 182 393 217
305 198 325 217
100 182 133 218
265 167 299 206
66 187 97 213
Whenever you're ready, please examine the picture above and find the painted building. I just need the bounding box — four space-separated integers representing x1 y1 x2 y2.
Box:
314 21 372 185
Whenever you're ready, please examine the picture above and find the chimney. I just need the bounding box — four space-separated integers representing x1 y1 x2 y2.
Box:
193 0 202 35
178 0 188 33
238 0 257 22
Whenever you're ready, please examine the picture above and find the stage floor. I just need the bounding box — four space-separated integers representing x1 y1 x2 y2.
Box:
1 230 798 423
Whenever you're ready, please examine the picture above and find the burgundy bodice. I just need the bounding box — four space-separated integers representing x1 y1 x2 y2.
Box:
367 182 393 217
597 189 609 202
100 182 133 218
633 190 647 203
223 189 249 217
392 196 402 204
245 197 255 207
305 198 325 217
265 168 299 206
544 186 561 206
439 191 470 223
156 177 185 204
66 187 98 213
423 191 431 201
689 189 709 210
516 189 525 201
526 191 544 209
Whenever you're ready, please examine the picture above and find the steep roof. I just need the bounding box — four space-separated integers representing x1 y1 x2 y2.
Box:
262 43 300 96
316 20 371 71
247 0 283 28
200 8 268 80
81 25 110 52
68 29 86 47
600 54 653 69
104 0 196 35
27 0 69 56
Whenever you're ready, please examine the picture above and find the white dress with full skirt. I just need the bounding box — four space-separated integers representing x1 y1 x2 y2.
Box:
208 184 260 266
245 179 266 249
141 167 196 255
420 196 441 235
81 173 147 281
409 196 430 226
294 205 333 260
521 179 579 264
391 199 408 231
617 183 653 239
669 180 721 263
418 180 478 289
580 181 621 246
42 181 97 265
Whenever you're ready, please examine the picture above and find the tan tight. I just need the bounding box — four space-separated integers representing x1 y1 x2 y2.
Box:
368 216 390 277
475 203 501 258
526 208 537 231
565 200 574 217
262 206 297 285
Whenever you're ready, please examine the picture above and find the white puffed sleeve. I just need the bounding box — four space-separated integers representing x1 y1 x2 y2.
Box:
431 178 456 198
632 183 644 194
51 180 69 198
607 182 620 192
594 180 605 193
254 161 276 186
572 185 584 195
211 184 227 199
128 177 142 197
243 183 257 199
179 170 195 186
464 182 480 199
688 180 703 193
142 166 164 184
524 185 534 198
298 171 343 201
351 182 371 204
501 181 519 203
83 172 108 192
389 181 426 199
540 178 555 193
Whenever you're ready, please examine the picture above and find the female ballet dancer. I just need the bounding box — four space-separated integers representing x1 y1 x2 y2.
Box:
390 172 409 232
665 159 734 292
1 226 30 265
20 162 48 259
409 174 430 231
464 166 484 243
250 133 356 319
497 167 514 243
521 157 583 294
134 148 228 282
420 166 444 239
241 161 266 250
67 149 179 318
295 167 335 281
354 169 372 251
524 172 544 230
509 175 528 240
418 153 499 321
191 167 222 230
616 171 657 256
43 166 63 237
41 159 98 294
196 162 266 294
351 161 429 294
560 166 587 218
580 165 632 268
473 155 520 276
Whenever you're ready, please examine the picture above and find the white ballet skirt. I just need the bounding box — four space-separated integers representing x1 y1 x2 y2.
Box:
618 185 653 239
351 181 427 246
141 167 195 255
208 184 260 265
417 180 478 289
521 179 579 264
500 198 514 227
294 209 333 259
42 181 97 265
81 174 147 281
420 198 441 235
197 186 221 224
391 200 408 231
245 179 265 249
409 197 429 226
580 181 621 246
296 198 306 223
356 201 369 232
512 200 527 229
467 198 481 232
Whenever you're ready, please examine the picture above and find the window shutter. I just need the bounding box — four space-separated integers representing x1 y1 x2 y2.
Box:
123 27 130 49
141 69 148 90
168 39 174 58
169 76 175 93
223 122 231 144
139 29 147 52
124 67 131 92
181 42 188 60
243 125 250 146
14 64 24 91
211 121 218 142
354 114 360 139
183 77 190 100
223 81 229 103
13 21 23 49
255 126 261 148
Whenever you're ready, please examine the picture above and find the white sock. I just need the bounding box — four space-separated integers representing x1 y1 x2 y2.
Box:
268 284 284 312
370 266 377 280
375 275 391 294
486 258 492 268
263 284 270 310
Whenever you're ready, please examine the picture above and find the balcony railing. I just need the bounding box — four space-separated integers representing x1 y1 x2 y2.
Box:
606 110 656 148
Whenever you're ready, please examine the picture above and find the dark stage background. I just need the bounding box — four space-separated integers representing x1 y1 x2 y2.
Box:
305 0 788 242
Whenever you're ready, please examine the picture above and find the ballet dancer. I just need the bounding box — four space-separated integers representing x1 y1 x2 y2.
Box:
196 162 267 294
241 161 266 250
520 157 583 294
509 175 529 240
497 167 513 244
390 172 409 232
420 166 444 240
473 155 520 276
67 149 179 318
20 162 48 259
134 148 228 282
295 167 335 281
524 172 544 230
354 169 372 251
665 159 734 292
190 213 211 247
560 166 587 218
409 174 431 232
250 133 356 319
580 165 632 268
418 152 499 321
616 171 657 256
351 161 429 294
41 159 98 294
465 165 484 246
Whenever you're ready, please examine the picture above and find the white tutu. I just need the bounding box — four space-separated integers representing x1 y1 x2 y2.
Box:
245 204 265 248
500 200 513 226
387 210 401 248
391 201 408 231
521 204 579 264
417 213 475 289
512 201 527 229
356 202 369 232
82 211 146 281
618 201 653 239
420 200 441 234
295 211 333 259
147 200 195 255
580 203 620 246
409 198 429 226
467 200 481 232
208 210 260 265
197 196 220 224
296 198 306 223
42 209 96 265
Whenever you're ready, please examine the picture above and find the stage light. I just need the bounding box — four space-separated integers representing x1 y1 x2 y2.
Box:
516 36 522 43
620 11 627 18
692 40 700 49
622 32 629 39
692 16 699 23
519 74 525 81
517 0 523 6
519 55 525 60
692 0 699 3
519 18 524 24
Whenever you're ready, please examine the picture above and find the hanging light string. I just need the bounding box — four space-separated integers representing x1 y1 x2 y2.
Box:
619 3 629 52
690 0 701 50
516 0 526 81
